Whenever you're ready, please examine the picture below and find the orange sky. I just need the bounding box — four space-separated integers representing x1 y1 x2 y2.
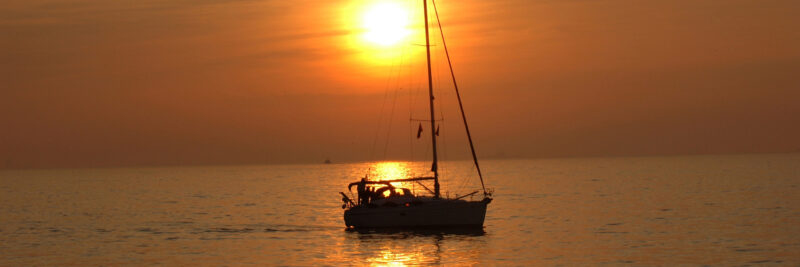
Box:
1 0 799 169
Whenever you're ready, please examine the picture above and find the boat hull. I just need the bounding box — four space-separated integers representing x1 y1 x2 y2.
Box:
344 198 490 228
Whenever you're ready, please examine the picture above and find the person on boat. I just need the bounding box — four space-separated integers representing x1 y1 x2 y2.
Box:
356 178 367 205
367 187 376 203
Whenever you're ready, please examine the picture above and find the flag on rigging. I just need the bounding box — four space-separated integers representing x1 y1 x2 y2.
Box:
435 125 440 136
416 123 423 139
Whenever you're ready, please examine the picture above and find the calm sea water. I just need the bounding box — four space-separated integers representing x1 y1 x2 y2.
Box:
1 154 798 266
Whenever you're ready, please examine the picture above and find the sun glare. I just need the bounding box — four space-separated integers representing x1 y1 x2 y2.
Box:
372 162 409 181
362 3 411 46
336 0 422 70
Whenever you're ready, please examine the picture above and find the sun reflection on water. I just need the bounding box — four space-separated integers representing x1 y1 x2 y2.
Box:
367 161 427 195
367 249 418 267
371 162 410 181
318 228 487 266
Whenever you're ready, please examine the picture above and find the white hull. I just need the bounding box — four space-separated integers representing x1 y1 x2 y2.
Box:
344 198 490 228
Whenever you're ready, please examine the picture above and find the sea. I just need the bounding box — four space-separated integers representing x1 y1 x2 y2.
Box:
1 153 798 266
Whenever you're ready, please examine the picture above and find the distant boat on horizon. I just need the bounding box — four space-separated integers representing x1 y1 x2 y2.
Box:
324 158 332 164
339 0 492 229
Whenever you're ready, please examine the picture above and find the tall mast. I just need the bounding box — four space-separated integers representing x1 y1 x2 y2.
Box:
431 0 487 196
423 0 440 198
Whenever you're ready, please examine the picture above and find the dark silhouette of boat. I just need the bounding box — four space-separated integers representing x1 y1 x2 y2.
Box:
340 0 492 229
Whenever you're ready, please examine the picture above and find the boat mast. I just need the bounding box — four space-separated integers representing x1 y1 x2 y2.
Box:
423 0 440 198
431 0 487 196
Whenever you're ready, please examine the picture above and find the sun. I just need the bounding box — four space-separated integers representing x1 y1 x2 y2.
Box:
336 0 421 68
361 2 411 46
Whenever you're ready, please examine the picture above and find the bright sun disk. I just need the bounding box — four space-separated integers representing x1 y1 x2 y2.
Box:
362 3 410 46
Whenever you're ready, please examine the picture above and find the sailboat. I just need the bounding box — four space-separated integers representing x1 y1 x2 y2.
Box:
340 0 492 228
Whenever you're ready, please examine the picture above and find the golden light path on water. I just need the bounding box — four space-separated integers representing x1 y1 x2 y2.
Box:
2 156 798 265
368 249 419 267
371 162 409 181
367 162 420 197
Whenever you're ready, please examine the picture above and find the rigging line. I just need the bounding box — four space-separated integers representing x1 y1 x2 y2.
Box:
432 0 487 196
410 118 444 121
456 170 471 195
456 163 476 194
409 89 414 162
371 34 406 162
405 56 415 160
430 2 449 191
371 52 403 162
403 0 417 163
429 22 449 181
369 80 391 161
382 86 401 160
422 135 431 170
383 24 412 161
455 157 479 194
423 0 439 190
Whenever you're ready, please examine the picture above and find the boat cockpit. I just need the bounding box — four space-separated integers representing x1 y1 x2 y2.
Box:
341 177 434 208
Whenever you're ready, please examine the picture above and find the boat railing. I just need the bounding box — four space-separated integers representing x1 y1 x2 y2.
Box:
347 176 435 191
340 192 355 209
454 190 479 200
